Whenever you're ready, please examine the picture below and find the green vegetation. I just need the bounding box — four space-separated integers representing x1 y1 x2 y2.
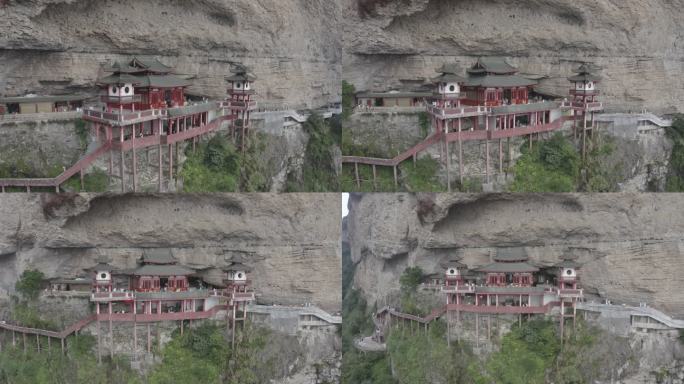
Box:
63 169 109 192
399 266 423 293
285 112 340 192
0 334 142 384
387 325 476 384
510 132 619 192
149 323 229 384
471 319 560 384
418 112 430 138
15 269 45 300
180 133 268 192
342 81 356 120
341 289 395 384
341 157 445 192
510 133 580 192
0 321 278 384
665 115 684 191
399 157 444 192
74 119 89 152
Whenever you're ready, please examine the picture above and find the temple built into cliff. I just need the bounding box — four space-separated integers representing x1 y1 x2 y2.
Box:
344 57 604 190
0 58 258 193
374 248 584 347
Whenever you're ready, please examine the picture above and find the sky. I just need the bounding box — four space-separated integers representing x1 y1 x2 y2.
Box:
342 193 349 217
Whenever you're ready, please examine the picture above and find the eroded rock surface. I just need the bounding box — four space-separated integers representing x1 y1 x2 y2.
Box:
0 193 342 312
342 0 684 113
0 0 341 108
348 193 684 317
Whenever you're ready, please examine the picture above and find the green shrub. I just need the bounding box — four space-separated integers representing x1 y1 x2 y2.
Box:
342 81 356 120
285 112 339 192
15 269 45 300
510 133 580 192
665 115 684 191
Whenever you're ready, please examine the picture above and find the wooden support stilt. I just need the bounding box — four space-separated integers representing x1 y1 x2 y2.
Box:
36 334 40 352
48 336 51 350
372 165 377 191
168 144 173 191
79 169 84 191
23 333 26 354
61 338 65 354
393 166 398 188
354 162 360 188
147 324 151 353
97 320 101 363
174 142 179 189
458 119 463 185
158 144 163 192
12 330 15 346
499 139 503 174
180 320 184 336
132 144 137 193
475 313 479 348
485 117 490 183
445 124 451 192
133 322 137 359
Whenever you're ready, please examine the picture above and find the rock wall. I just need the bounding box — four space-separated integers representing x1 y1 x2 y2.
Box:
342 0 684 114
0 119 83 177
0 0 341 108
347 193 684 318
0 193 342 312
346 112 425 157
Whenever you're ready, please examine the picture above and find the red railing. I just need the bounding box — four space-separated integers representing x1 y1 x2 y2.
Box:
446 303 549 314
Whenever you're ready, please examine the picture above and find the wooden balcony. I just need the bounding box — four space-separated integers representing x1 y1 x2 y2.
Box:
226 100 258 110
446 303 549 314
91 291 135 302
441 285 475 294
569 89 600 96
82 107 166 126
95 306 226 323
100 95 142 104
557 288 583 298
427 105 490 119
570 101 603 111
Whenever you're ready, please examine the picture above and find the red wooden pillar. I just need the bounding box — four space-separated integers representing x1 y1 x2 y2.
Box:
120 126 125 193
132 124 137 192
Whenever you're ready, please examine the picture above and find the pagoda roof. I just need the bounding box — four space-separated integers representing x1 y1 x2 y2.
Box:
223 261 252 273
568 63 602 82
97 73 191 88
105 58 173 75
85 256 116 272
493 248 529 262
567 73 602 82
130 57 173 73
439 257 468 269
140 249 176 265
463 74 537 88
97 73 146 86
467 57 518 75
132 264 196 277
431 63 466 83
225 72 257 82
477 261 539 273
225 65 257 82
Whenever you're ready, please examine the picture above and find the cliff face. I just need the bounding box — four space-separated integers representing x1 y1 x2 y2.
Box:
0 193 341 312
0 0 341 108
342 0 684 113
348 193 684 318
